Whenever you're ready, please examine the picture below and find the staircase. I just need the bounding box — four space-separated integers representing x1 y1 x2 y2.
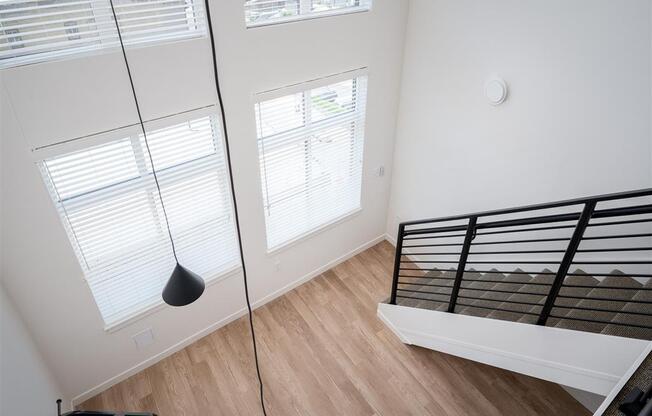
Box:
379 189 652 406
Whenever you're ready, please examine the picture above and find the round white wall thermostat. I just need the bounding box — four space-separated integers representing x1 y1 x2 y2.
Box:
485 78 508 105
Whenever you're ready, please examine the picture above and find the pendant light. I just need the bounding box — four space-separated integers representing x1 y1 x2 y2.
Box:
109 1 268 414
107 0 204 307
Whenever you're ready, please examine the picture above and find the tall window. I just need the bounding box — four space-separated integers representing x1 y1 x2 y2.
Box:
244 0 371 27
39 114 239 328
0 0 206 68
255 73 368 250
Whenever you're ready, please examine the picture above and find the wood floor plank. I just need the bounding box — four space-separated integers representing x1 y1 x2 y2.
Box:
79 242 590 415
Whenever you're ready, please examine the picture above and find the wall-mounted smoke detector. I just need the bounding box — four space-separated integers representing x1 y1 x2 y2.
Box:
485 78 508 106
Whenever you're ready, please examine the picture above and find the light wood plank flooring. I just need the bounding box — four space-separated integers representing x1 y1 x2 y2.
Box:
79 241 589 415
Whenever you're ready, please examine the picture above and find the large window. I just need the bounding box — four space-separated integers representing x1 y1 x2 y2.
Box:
244 0 371 27
39 114 239 328
255 72 368 250
0 0 206 68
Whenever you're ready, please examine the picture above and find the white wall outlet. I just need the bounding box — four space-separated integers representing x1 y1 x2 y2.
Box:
132 328 154 350
377 166 385 177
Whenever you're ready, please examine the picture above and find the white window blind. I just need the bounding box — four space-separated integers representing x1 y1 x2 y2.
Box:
39 114 239 328
0 0 205 68
255 73 367 250
244 0 371 27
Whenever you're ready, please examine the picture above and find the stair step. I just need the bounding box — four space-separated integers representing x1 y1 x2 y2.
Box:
601 278 652 340
516 270 555 324
486 269 536 322
456 269 505 317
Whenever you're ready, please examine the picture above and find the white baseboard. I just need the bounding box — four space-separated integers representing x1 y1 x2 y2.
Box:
377 303 648 396
72 234 387 406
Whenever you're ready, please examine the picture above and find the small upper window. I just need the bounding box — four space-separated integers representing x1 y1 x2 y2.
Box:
244 0 371 27
0 0 206 69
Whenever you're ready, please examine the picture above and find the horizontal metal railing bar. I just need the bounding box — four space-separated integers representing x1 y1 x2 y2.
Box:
475 224 576 236
556 295 652 304
583 233 652 240
402 243 465 248
398 275 455 280
396 294 449 303
397 288 453 296
548 314 652 329
459 286 548 296
564 284 652 290
399 268 652 279
576 247 652 252
592 204 652 219
404 224 468 237
401 252 463 256
468 249 565 254
401 260 562 264
572 260 652 264
553 305 652 316
402 233 466 241
397 282 454 289
457 295 542 307
399 188 652 227
455 302 541 316
587 218 652 228
463 269 557 275
471 237 571 245
462 279 552 286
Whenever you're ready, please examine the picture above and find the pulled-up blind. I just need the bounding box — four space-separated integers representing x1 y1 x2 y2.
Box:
244 0 371 27
40 114 239 328
0 0 205 68
255 73 368 250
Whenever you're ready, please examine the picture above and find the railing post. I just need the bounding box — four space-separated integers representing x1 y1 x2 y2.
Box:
448 216 477 313
389 223 405 305
537 201 596 326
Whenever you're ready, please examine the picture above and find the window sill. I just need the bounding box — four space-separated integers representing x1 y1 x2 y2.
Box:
266 207 362 256
246 7 371 29
103 263 242 333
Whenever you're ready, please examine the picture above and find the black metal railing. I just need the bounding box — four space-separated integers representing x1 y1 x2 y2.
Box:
389 188 652 335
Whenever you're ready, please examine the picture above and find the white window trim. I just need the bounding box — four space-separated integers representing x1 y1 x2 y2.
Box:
245 4 371 29
253 68 369 253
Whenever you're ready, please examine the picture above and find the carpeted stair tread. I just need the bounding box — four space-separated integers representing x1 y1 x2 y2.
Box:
601 278 652 340
548 270 599 328
516 270 555 324
486 269 537 322
456 269 505 317
553 272 639 334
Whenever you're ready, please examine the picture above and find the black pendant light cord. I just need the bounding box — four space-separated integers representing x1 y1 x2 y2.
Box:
107 0 179 263
202 1 269 414
109 2 268 413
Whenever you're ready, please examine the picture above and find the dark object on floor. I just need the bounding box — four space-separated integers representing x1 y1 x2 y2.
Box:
619 386 652 416
57 399 156 416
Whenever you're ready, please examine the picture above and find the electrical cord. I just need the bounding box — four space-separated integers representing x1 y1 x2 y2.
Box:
108 0 268 414
201 0 269 414
107 0 179 263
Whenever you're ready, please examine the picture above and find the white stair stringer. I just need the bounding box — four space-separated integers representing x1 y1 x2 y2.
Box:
377 303 650 396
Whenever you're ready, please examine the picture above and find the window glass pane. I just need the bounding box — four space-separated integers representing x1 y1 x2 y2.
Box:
254 74 367 250
40 114 239 327
0 0 206 68
244 0 370 26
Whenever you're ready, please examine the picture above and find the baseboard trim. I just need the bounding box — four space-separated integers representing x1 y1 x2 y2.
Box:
72 234 387 406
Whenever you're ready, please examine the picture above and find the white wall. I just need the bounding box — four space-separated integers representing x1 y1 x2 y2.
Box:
0 283 67 414
1 0 408 403
387 0 652 235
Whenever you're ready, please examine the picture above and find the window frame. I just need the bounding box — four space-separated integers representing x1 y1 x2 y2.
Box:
253 68 368 253
244 0 372 29
35 106 241 332
0 0 207 69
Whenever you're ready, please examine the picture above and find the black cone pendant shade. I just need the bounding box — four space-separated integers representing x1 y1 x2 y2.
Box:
107 0 204 308
162 263 205 307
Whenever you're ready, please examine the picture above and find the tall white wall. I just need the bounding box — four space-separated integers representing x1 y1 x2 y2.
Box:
387 0 652 234
0 285 67 415
1 0 408 403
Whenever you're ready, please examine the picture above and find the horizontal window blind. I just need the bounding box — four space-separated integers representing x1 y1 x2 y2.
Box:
39 114 239 328
0 0 205 68
255 74 367 250
244 0 371 27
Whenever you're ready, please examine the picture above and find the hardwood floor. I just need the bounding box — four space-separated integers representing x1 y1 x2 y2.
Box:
79 241 590 415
